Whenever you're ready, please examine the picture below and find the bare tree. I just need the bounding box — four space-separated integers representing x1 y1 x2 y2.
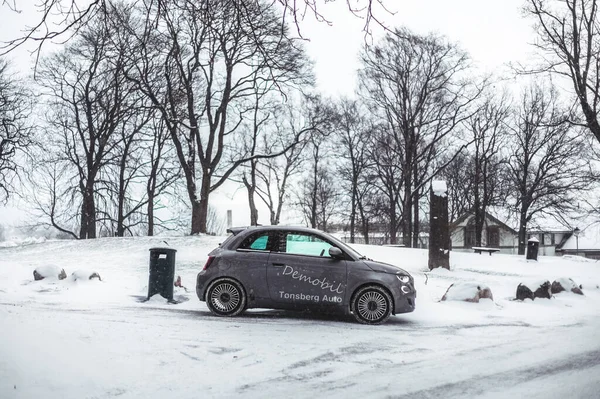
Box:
1 0 395 58
125 0 311 234
37 8 138 239
255 136 307 225
333 98 372 243
439 152 473 222
507 82 591 254
359 28 482 247
29 161 80 239
0 59 32 201
296 134 339 231
367 125 404 244
246 98 322 226
465 93 511 246
144 118 181 236
525 0 600 145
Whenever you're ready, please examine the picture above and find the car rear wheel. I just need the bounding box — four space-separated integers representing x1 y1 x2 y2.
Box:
351 285 392 325
206 278 247 317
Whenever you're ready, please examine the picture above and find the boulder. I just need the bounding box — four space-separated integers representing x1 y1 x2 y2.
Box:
516 283 534 301
533 281 552 299
516 280 551 300
441 282 493 303
33 265 67 281
70 269 102 282
551 278 583 295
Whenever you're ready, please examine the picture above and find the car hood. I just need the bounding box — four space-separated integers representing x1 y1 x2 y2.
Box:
362 260 411 276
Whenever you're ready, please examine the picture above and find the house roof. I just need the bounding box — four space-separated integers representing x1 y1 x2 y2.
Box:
556 220 600 251
451 208 517 234
453 206 590 234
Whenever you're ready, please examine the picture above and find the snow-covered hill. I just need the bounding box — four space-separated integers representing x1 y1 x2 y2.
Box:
1 236 599 398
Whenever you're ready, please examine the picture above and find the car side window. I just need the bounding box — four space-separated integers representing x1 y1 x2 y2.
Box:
238 232 273 251
284 233 334 257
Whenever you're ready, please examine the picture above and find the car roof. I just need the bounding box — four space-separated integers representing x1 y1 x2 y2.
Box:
227 225 327 235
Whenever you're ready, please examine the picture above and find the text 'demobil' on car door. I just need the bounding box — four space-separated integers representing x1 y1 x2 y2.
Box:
266 231 347 306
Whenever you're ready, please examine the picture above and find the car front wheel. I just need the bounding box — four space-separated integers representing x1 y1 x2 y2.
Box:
206 278 247 317
351 285 393 325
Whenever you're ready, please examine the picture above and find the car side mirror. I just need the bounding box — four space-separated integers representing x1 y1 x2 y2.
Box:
329 247 344 259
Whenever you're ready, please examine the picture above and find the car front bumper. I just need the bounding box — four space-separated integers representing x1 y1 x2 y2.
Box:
394 291 416 314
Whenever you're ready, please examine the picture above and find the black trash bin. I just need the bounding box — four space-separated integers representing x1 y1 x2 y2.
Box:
148 247 177 301
526 238 539 261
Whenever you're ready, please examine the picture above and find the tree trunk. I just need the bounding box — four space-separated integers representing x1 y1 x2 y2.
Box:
191 200 205 235
349 190 356 243
192 172 211 234
518 209 528 255
243 161 259 226
389 206 397 245
412 192 419 248
402 185 412 247
80 183 97 239
147 192 155 236
247 185 258 226
578 86 600 144
116 176 126 237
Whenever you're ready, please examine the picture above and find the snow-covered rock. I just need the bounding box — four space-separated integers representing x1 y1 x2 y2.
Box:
551 278 583 295
33 265 67 281
70 269 102 282
441 282 493 303
516 280 551 300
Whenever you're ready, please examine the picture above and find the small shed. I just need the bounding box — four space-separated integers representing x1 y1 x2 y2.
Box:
450 211 517 254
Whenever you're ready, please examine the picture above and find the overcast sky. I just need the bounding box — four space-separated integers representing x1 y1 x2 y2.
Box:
1 0 535 92
0 0 537 228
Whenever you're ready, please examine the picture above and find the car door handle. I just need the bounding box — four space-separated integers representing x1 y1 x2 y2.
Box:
272 263 285 267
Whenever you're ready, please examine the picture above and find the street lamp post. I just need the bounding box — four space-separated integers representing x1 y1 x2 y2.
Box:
573 227 580 256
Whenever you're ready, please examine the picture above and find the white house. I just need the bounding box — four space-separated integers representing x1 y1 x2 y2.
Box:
450 209 581 256
450 211 518 254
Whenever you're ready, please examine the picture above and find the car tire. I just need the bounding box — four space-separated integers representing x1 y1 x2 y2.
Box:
206 278 247 317
351 285 393 325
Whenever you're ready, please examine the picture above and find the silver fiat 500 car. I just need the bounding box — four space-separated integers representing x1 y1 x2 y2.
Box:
196 226 416 324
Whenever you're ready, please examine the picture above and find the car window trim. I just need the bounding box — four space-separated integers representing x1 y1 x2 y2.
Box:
236 248 271 253
272 251 342 260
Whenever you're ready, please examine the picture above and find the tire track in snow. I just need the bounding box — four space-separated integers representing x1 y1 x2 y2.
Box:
388 348 600 399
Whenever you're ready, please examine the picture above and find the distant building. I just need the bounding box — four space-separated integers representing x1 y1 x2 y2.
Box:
450 211 518 254
450 208 584 257
555 224 600 260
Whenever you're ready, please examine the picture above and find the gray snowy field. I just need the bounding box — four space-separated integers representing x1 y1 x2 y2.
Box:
1 236 600 398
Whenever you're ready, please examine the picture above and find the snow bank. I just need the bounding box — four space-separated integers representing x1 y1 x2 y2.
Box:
0 236 47 248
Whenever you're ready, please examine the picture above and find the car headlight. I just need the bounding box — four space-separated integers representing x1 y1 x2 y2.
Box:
396 275 410 284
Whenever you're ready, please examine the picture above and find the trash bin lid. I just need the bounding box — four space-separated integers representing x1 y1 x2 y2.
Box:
149 247 177 253
527 237 539 243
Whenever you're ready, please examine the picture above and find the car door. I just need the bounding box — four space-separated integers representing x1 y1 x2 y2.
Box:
230 230 277 300
266 231 348 306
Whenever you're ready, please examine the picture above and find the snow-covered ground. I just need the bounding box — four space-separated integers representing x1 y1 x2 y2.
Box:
1 236 600 398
